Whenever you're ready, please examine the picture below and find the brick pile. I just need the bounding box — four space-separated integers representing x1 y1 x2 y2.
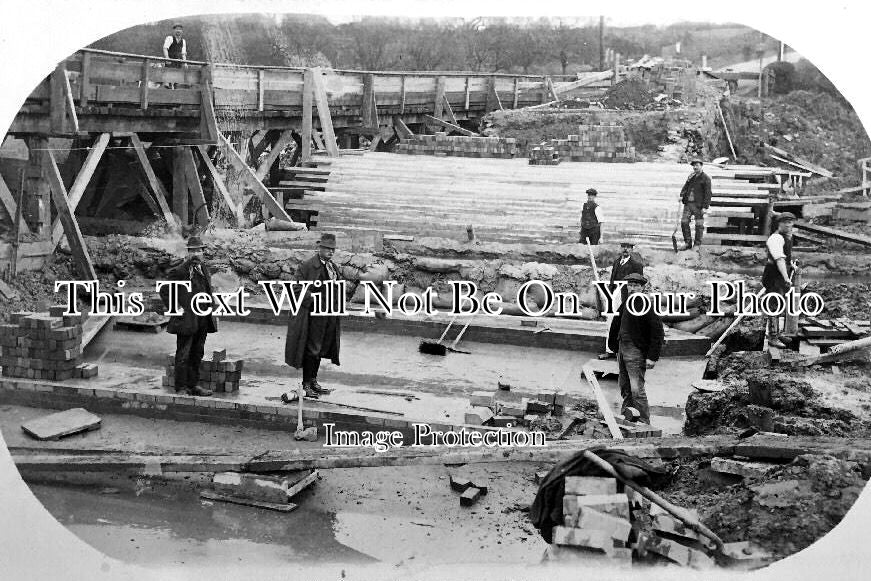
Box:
0 308 97 381
162 349 244 393
543 122 636 163
395 133 518 158
464 388 567 427
528 145 561 165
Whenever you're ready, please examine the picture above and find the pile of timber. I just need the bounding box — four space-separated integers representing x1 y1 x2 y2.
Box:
395 133 518 159
795 317 870 357
528 144 561 166
0 309 98 381
162 349 244 393
668 306 736 342
542 122 636 163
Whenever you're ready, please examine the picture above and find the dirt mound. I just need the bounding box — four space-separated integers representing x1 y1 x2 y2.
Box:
0 256 82 323
663 454 867 559
803 282 871 320
603 79 655 110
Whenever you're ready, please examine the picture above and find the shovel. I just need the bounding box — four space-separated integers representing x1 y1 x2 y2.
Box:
419 316 456 356
446 321 472 354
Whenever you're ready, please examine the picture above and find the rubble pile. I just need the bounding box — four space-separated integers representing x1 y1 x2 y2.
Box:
527 144 560 165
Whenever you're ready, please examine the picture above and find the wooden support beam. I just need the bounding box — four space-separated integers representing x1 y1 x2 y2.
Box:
50 64 67 133
62 70 79 133
513 77 519 109
180 146 210 230
362 73 379 129
172 146 188 226
195 145 241 223
399 75 406 114
50 133 109 249
485 76 503 111
80 52 91 107
0 173 31 235
219 133 294 223
311 130 326 152
368 135 381 152
442 95 458 126
11 170 25 275
392 116 414 140
255 130 295 182
140 59 150 110
464 77 470 110
42 151 97 280
545 76 559 102
257 69 265 112
301 69 313 163
795 221 871 247
433 76 446 119
129 134 178 230
423 114 478 137
199 65 219 143
309 68 339 157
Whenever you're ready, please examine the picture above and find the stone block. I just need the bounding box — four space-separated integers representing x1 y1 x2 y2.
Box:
469 391 495 408
564 476 617 496
563 493 630 519
464 406 494 425
460 487 482 507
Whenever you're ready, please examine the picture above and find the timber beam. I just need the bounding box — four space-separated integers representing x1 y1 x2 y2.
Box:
219 133 295 223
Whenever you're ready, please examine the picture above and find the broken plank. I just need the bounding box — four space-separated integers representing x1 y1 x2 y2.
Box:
200 489 298 512
794 221 871 247
43 151 97 280
22 408 101 441
422 114 477 137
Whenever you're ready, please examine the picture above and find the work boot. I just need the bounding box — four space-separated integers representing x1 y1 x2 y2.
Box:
681 223 693 250
301 381 320 399
187 386 213 397
310 379 332 395
694 225 705 248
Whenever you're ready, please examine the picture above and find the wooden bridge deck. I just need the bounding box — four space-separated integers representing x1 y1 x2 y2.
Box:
9 49 558 136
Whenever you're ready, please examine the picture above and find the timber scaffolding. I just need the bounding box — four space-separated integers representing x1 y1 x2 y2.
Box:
1 47 582 275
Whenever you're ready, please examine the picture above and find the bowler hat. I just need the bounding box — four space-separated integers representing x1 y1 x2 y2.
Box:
690 158 704 166
585 188 598 196
619 239 637 247
186 236 206 250
777 211 796 222
318 233 337 249
625 272 647 285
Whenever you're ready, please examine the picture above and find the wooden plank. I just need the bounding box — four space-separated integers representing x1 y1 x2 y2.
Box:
442 95 458 126
362 73 379 129
140 58 150 109
130 134 178 229
172 146 188 226
310 68 339 157
393 116 414 140
582 364 623 440
258 69 265 112
21 408 101 441
94 85 200 106
199 65 219 142
552 71 613 95
181 146 210 229
311 130 326 152
765 144 833 178
368 135 381 152
422 114 477 137
219 133 294 222
433 76 446 119
464 77 470 110
512 77 519 109
286 469 319 498
62 70 79 132
795 221 871 247
399 75 406 114
200 490 298 512
82 314 112 348
0 173 31 235
301 69 313 163
43 151 97 280
80 51 91 107
50 64 66 133
196 145 240 222
51 133 109 249
255 130 295 181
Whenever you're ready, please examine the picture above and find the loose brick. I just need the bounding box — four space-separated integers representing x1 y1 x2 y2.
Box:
564 476 617 496
566 507 632 541
563 493 630 519
464 406 494 425
450 475 472 492
491 415 517 428
460 487 482 506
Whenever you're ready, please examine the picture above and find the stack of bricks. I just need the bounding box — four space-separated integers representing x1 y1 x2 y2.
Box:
0 308 97 381
528 145 561 165
395 133 518 158
464 388 568 428
162 349 244 393
542 122 636 163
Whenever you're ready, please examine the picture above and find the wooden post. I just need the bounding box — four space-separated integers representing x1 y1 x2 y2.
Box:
51 133 109 250
25 137 51 239
129 134 178 230
255 130 295 181
442 95 458 126
195 145 241 223
362 73 378 129
42 151 97 280
399 75 406 114
62 70 79 133
433 76 446 119
464 77 470 110
784 268 801 335
50 64 67 133
181 147 210 230
219 133 294 223
301 69 314 163
0 173 31 235
199 65 219 142
309 68 339 157
80 51 91 107
140 59 150 110
512 77 519 109
172 146 188 226
258 69 265 112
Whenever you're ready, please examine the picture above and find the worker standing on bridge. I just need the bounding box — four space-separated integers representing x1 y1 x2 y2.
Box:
579 188 604 245
679 158 712 250
607 272 664 426
163 24 187 68
283 233 342 400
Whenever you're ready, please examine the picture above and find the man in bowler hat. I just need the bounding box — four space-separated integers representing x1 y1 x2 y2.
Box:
284 233 342 399
162 236 216 396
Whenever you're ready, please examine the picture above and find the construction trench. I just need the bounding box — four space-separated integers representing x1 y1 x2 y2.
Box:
1 42 871 575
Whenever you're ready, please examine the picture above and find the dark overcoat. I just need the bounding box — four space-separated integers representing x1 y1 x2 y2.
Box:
284 254 342 368
161 259 218 336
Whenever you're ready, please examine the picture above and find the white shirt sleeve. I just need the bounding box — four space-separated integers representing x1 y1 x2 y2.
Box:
181 39 187 59
766 233 785 261
163 36 174 50
595 206 604 223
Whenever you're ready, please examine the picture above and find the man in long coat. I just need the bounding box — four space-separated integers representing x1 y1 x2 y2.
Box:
284 233 342 398
162 236 217 396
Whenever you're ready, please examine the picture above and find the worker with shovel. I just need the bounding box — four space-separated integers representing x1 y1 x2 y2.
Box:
678 158 712 250
762 212 797 349
606 272 664 425
283 233 342 399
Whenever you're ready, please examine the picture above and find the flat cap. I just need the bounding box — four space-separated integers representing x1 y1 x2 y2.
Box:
585 188 598 195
